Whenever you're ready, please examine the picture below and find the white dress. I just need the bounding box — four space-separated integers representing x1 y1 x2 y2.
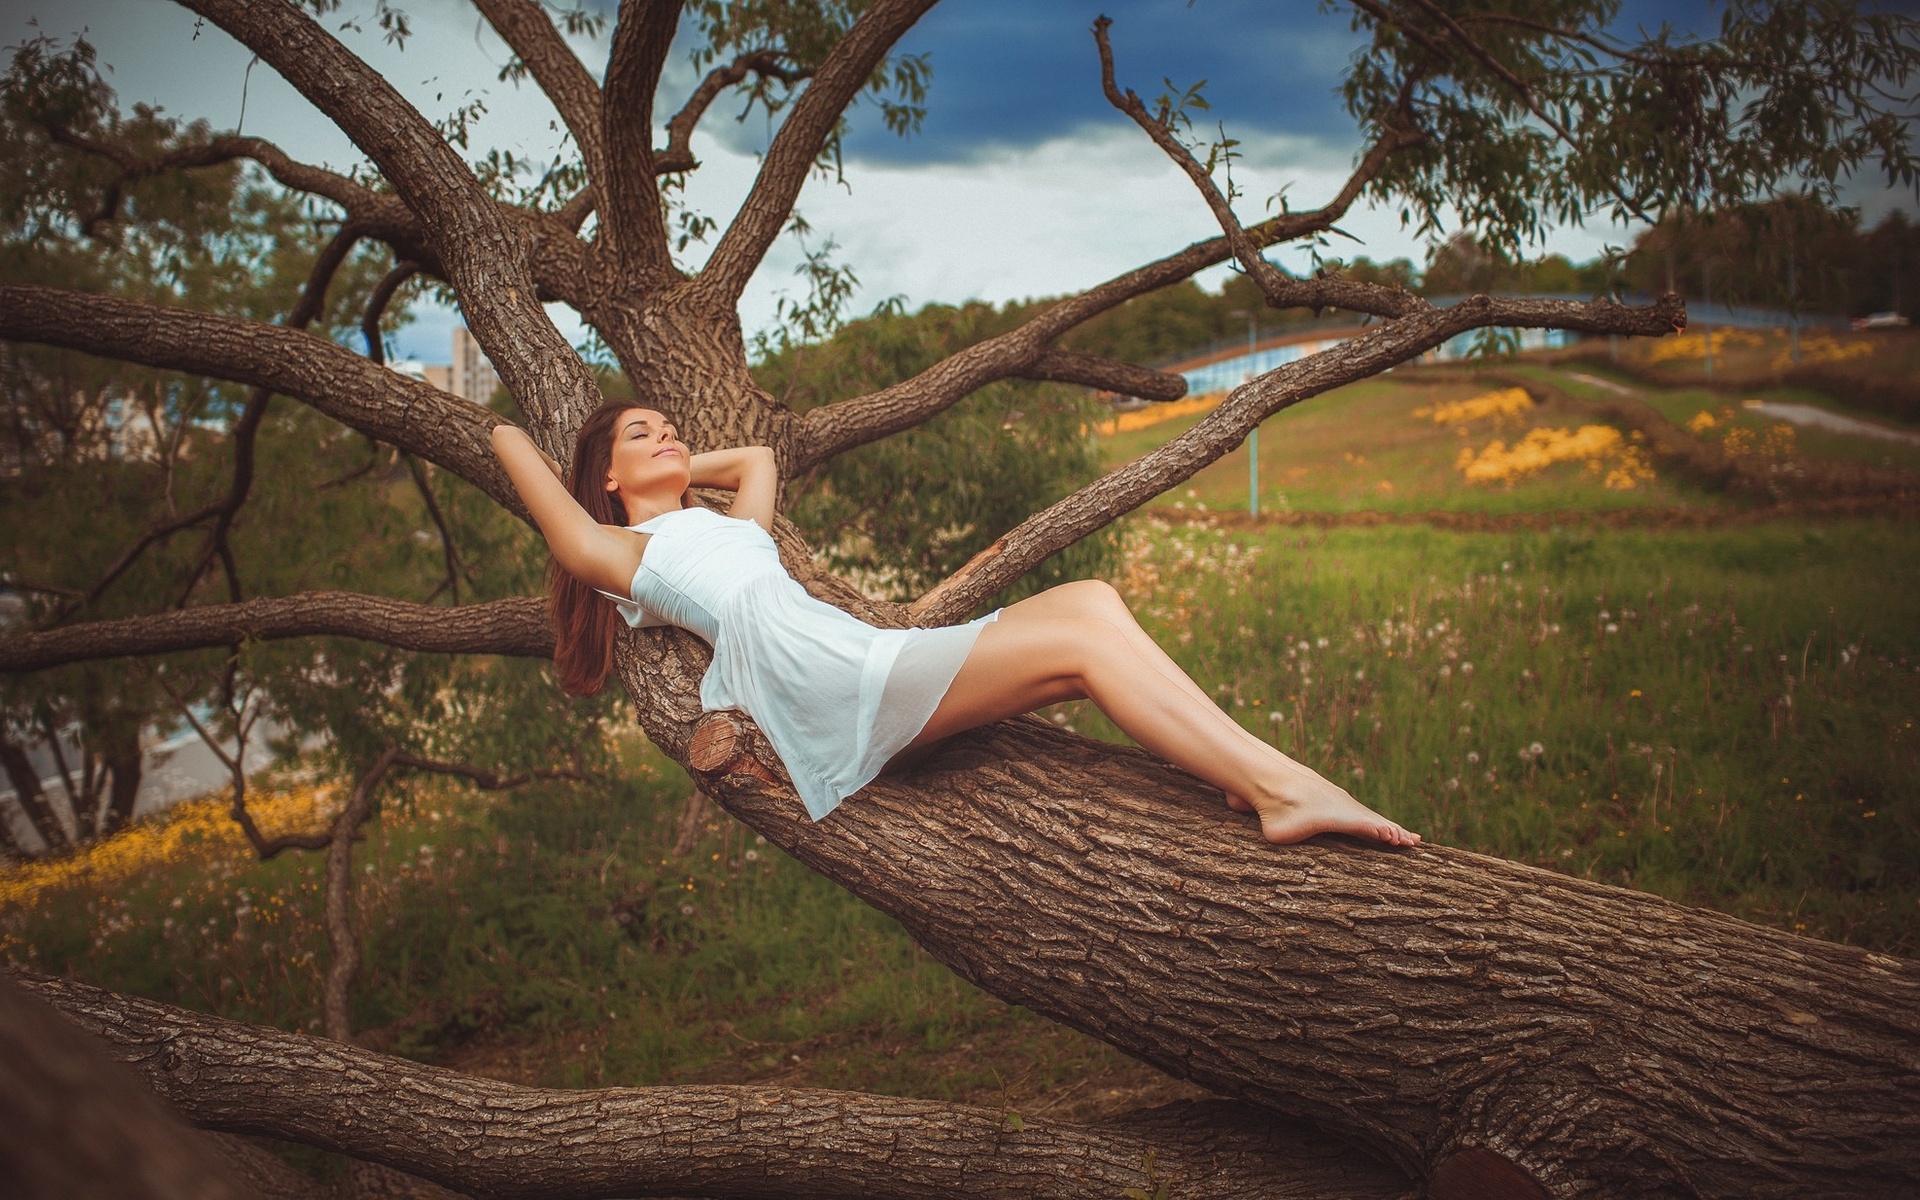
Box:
597 506 995 821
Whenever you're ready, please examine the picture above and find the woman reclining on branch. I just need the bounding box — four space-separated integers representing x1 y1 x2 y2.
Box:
493 403 1419 847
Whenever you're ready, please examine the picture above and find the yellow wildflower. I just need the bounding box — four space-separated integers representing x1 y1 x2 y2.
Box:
1413 387 1533 425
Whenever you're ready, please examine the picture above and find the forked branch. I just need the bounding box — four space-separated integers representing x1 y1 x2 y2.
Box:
43 123 383 231
44 226 363 626
655 49 813 174
1095 17 1425 321
794 125 1426 469
322 749 584 1041
909 293 1686 625
179 0 597 436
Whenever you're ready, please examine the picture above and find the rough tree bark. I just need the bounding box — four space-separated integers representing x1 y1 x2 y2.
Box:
3 2 1917 1198
0 973 258 1200
19 970 1415 1200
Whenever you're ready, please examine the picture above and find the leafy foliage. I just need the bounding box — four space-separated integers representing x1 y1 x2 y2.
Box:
0 33 609 852
1337 0 1919 254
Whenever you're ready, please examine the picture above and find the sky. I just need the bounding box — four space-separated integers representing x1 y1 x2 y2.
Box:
3 0 1914 364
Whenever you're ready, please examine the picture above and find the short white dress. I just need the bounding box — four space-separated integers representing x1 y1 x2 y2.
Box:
597 506 995 821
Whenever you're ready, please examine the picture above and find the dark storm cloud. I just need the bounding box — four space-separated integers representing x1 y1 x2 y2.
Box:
732 0 1736 167
836 0 1362 163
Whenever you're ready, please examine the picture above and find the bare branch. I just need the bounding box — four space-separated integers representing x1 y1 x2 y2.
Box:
0 285 523 514
909 293 1687 624
598 0 683 281
1017 349 1187 402
20 971 1407 1200
402 455 466 604
697 0 939 304
360 260 421 365
155 677 328 860
655 49 813 174
322 749 585 1042
1095 18 1424 321
472 0 606 180
793 127 1425 470
179 0 598 438
0 592 551 673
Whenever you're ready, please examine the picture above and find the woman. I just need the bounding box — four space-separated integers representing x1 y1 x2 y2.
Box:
492 404 1419 847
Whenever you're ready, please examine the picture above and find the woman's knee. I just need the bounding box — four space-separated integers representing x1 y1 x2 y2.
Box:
1053 578 1127 619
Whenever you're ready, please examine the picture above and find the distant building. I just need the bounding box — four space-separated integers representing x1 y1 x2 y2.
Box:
390 327 499 406
450 326 500 406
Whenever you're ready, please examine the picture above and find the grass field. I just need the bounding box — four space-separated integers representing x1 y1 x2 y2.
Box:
5 344 1917 1160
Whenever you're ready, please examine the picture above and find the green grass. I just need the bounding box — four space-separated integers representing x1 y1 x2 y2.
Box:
1107 374 1735 516
1051 516 1920 950
1 742 1169 1118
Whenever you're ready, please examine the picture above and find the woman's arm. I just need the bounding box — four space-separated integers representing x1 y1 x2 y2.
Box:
490 424 644 595
687 446 777 531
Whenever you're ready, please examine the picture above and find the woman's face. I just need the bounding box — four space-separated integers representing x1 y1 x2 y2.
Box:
603 408 688 501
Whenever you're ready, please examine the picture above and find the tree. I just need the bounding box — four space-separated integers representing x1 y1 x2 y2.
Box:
2 2 1918 1196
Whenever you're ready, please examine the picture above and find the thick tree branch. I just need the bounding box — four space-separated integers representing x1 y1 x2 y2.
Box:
0 592 551 673
697 0 939 304
0 284 522 515
179 0 598 442
18 971 1413 1200
472 0 607 180
793 127 1424 470
909 293 1687 624
655 50 814 174
1017 349 1188 402
598 0 683 282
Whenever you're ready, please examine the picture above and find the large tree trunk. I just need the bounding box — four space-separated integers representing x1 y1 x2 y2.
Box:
589 287 802 460
20 970 1415 1200
0 973 257 1200
99 722 143 839
642 675 1920 1199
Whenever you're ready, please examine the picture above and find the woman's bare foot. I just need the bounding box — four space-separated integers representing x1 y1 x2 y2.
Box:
1250 770 1420 847
1226 793 1256 813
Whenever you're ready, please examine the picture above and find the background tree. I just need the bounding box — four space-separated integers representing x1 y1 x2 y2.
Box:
3 2 1918 1197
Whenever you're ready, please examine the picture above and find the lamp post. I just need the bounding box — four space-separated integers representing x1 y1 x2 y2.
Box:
1228 308 1258 515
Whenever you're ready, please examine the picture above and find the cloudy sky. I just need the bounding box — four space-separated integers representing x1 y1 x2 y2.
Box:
3 0 1913 364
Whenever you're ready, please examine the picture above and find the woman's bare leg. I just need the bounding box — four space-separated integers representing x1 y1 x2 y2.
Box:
904 582 1418 847
1000 582 1289 812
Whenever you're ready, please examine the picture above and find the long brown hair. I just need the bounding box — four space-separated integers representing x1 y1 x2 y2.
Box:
549 402 657 695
